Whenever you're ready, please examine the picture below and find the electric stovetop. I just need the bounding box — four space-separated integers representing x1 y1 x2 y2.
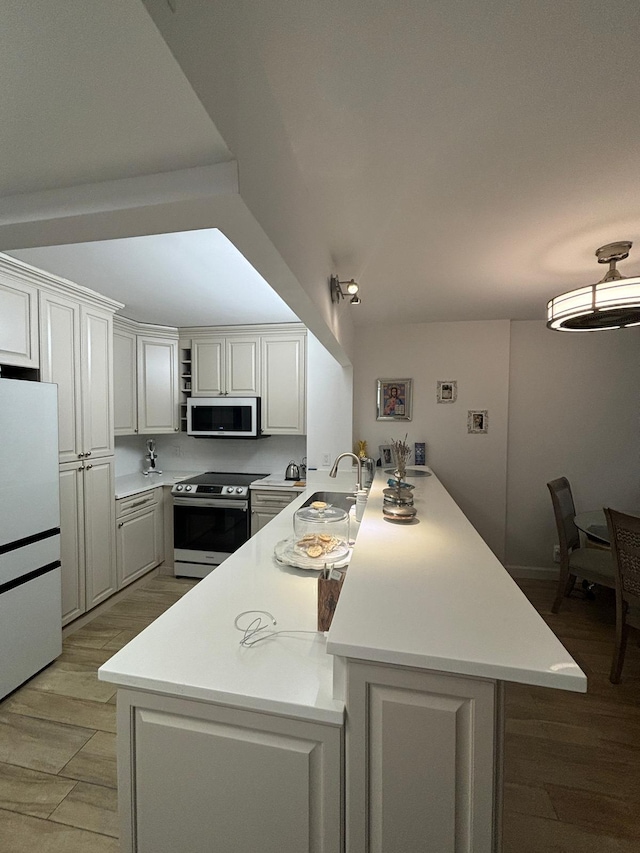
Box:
171 472 268 498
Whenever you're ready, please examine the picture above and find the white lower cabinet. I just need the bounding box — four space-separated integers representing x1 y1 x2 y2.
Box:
116 489 164 588
344 660 501 853
59 457 116 625
117 689 342 853
250 488 297 535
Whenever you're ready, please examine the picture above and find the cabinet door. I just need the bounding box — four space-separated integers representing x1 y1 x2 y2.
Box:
261 334 306 434
58 461 86 625
225 336 260 395
0 275 39 368
192 338 224 396
137 336 179 433
113 326 138 435
81 306 114 458
40 292 83 463
129 700 342 853
346 661 497 853
84 457 116 609
116 503 162 588
250 507 279 536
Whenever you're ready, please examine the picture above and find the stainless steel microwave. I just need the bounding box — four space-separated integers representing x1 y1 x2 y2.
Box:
186 397 263 438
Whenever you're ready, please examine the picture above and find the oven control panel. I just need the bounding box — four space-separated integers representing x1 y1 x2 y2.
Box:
171 483 249 498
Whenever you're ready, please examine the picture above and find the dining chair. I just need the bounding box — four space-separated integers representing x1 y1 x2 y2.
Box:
603 507 640 683
547 477 615 613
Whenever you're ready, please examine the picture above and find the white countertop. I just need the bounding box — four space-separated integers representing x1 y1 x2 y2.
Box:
100 469 354 724
115 471 304 499
327 468 586 692
114 470 203 499
250 473 307 491
100 466 585 727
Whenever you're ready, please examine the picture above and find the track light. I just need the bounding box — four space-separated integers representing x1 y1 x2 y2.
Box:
330 275 362 305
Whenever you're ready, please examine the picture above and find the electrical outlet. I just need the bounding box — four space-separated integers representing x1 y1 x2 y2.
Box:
322 452 331 467
172 444 183 457
553 545 561 563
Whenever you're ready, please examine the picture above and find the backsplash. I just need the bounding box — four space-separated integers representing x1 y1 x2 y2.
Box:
114 434 307 478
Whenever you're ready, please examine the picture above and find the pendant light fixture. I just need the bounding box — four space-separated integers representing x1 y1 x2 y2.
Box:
547 241 640 331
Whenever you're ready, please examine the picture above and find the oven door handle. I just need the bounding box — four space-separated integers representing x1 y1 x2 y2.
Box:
173 498 248 511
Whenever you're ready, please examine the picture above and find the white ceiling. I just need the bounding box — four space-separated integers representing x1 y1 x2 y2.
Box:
10 230 299 326
0 0 230 196
2 0 640 333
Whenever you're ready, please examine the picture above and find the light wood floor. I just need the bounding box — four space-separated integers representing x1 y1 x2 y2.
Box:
0 575 197 852
502 578 640 852
0 575 638 852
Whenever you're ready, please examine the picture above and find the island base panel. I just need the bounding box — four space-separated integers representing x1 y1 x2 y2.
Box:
116 689 343 853
344 660 501 853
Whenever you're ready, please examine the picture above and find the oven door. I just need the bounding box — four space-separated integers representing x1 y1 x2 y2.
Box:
173 498 250 566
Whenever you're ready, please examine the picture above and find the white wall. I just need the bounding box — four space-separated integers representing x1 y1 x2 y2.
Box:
306 332 353 470
115 434 306 479
353 321 511 559
506 321 640 569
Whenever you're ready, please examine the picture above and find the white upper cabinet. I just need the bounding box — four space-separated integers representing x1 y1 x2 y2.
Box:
185 325 306 435
113 318 179 435
226 336 261 395
137 335 179 433
40 291 115 462
0 271 39 368
113 325 138 435
82 306 114 458
192 338 224 396
261 332 306 435
192 334 260 397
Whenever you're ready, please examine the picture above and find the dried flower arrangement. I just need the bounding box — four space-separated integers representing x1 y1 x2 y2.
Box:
390 434 412 480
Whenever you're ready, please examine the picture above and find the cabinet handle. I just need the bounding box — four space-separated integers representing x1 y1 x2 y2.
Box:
85 464 93 470
174 427 179 431
85 451 92 457
77 453 84 459
118 522 124 528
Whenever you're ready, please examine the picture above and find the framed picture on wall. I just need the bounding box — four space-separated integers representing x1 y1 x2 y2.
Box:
376 378 412 421
437 380 457 403
467 410 488 434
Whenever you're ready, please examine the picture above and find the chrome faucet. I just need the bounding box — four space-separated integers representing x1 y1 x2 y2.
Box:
329 452 362 491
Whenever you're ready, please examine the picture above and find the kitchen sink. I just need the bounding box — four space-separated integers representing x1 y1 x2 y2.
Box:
384 468 431 477
301 491 356 511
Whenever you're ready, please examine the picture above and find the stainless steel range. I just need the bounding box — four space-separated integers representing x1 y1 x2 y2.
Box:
171 472 267 578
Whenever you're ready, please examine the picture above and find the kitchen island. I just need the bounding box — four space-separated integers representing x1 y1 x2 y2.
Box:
99 467 585 853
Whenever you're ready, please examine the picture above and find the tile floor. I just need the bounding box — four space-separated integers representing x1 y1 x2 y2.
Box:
0 575 197 853
0 574 638 852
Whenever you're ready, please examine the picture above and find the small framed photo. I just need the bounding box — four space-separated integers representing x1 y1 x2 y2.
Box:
468 410 488 434
376 378 412 421
379 445 393 466
437 380 457 404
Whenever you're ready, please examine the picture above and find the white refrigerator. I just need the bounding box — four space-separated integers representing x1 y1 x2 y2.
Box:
0 378 62 700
